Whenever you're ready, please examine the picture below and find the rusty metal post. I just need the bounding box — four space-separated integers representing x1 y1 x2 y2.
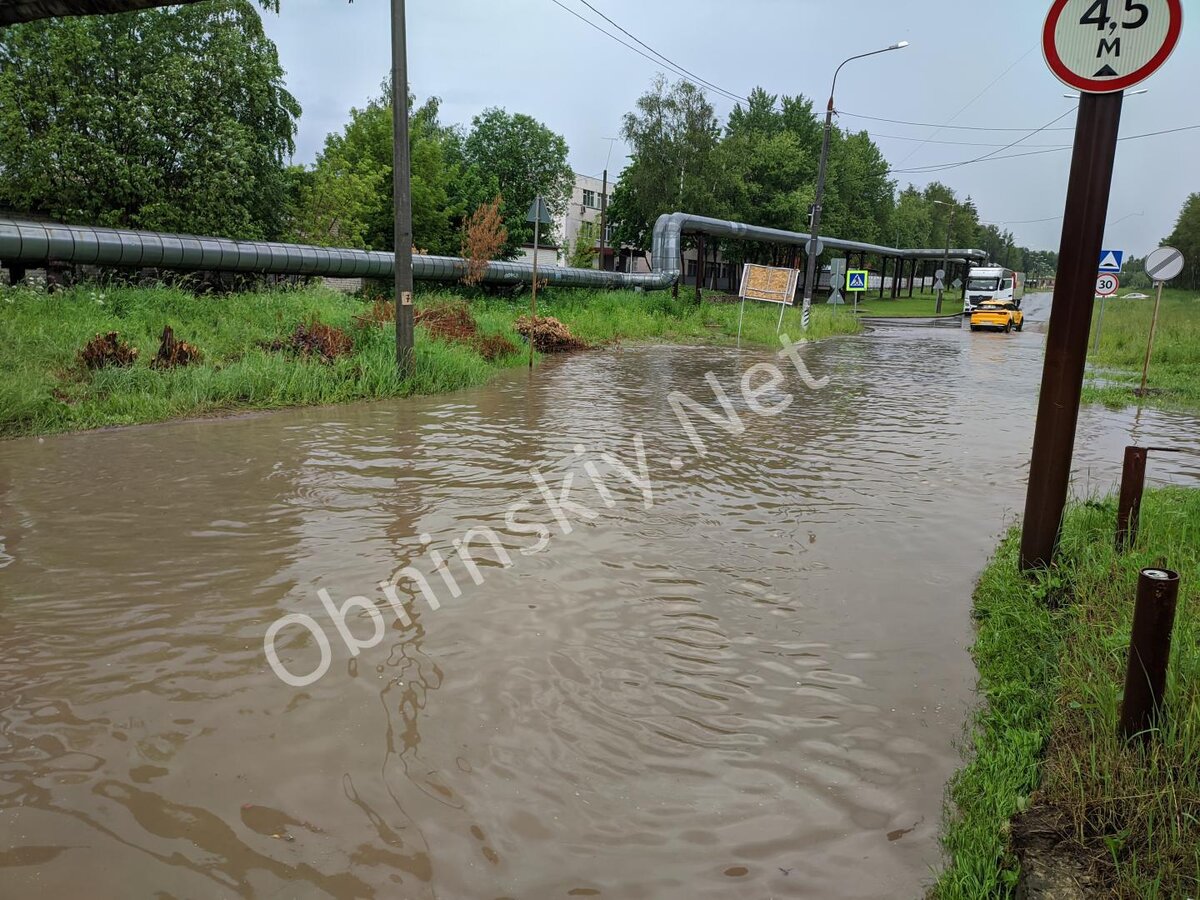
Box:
1115 446 1148 552
695 233 705 304
1120 568 1181 742
879 257 887 299
1020 91 1125 571
910 259 918 298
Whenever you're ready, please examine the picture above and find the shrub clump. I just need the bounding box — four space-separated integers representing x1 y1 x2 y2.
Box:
514 315 589 353
415 300 478 342
353 299 395 329
267 317 353 362
79 332 139 370
150 325 203 370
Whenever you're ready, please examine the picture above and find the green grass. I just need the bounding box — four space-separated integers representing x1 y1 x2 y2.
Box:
933 488 1200 899
0 282 859 438
855 291 968 317
1083 289 1200 412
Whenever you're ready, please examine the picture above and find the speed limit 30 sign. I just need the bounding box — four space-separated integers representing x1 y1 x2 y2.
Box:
1095 273 1120 297
1044 0 1183 93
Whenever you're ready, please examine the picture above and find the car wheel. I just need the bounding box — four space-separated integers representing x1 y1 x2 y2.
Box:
969 325 979 332
1015 320 1023 332
1004 321 1012 333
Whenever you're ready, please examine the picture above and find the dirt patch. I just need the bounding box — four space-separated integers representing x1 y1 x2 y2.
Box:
79 332 139 370
1012 807 1105 899
150 325 203 370
514 315 589 353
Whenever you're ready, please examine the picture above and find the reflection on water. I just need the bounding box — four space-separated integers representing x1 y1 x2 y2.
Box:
1 298 1197 897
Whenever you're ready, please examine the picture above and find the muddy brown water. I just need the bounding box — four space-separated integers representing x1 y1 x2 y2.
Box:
1 295 1198 898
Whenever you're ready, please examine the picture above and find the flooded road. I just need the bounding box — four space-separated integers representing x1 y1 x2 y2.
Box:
1 294 1198 898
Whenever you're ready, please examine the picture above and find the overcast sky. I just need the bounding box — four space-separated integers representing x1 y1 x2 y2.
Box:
260 0 1198 257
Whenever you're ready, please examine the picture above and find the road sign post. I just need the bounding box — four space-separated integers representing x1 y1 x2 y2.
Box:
1021 0 1182 572
1099 249 1125 273
1093 274 1119 352
527 196 553 369
1138 245 1186 396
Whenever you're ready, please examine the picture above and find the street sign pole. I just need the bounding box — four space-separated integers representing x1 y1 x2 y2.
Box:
1023 0 1183 570
1139 280 1165 397
1020 90 1124 571
530 196 542 369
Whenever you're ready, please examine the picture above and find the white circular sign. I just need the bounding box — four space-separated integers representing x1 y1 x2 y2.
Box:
1095 273 1120 296
1144 245 1185 283
1043 0 1183 94
805 238 825 258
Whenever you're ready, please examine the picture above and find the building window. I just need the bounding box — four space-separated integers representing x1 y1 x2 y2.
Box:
582 189 596 209
686 260 697 277
604 223 616 243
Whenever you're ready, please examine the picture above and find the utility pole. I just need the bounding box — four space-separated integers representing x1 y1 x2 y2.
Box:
801 41 908 330
934 200 955 314
599 170 608 272
390 0 414 372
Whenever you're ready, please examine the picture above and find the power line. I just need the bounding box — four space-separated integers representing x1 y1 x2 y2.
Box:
873 132 1073 149
889 123 1200 174
888 105 1078 174
841 110 1078 132
546 0 746 105
573 0 749 104
893 44 1038 166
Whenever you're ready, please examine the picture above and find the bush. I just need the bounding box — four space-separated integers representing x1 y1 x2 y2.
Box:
79 332 139 370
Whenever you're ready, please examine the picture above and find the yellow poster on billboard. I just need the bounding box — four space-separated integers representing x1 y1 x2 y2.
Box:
739 264 800 305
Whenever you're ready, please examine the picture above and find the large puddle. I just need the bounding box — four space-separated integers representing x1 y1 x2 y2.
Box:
2 295 1197 898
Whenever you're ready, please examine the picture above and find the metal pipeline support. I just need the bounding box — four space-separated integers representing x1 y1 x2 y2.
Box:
0 219 676 291
650 211 988 280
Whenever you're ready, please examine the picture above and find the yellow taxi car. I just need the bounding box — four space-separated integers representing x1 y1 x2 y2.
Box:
969 300 1024 333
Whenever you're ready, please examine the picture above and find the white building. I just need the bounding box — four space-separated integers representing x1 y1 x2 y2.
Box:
518 173 653 273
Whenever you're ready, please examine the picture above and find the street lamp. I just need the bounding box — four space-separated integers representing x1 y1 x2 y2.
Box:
801 40 909 330
932 199 956 314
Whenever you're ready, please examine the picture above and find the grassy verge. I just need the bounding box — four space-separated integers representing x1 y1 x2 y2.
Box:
0 282 858 438
934 488 1200 899
855 292 967 317
1083 289 1200 412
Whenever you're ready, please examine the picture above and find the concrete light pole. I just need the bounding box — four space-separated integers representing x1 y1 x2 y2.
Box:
391 0 415 372
801 40 908 331
932 199 956 314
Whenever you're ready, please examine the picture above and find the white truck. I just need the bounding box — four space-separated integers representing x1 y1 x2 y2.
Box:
963 266 1026 313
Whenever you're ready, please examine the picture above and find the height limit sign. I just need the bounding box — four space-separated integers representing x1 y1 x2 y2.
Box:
1021 0 1182 571
1043 0 1183 93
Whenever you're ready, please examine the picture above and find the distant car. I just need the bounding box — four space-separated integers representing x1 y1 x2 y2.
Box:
970 300 1023 333
1123 292 1150 300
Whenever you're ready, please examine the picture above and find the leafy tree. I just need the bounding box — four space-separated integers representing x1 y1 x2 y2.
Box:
567 221 600 269
306 85 491 255
285 156 383 249
0 0 299 239
461 108 575 257
1163 192 1200 290
607 76 722 250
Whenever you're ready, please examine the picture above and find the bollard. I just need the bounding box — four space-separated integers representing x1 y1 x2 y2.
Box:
1115 446 1148 551
1119 568 1181 743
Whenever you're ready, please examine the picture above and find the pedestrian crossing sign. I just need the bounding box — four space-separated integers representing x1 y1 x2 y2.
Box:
846 270 868 292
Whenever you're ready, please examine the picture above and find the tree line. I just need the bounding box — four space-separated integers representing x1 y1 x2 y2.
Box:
608 78 1057 278
0 1 1062 277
